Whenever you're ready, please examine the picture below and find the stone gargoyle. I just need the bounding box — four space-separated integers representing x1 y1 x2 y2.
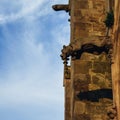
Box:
52 4 69 12
60 36 112 63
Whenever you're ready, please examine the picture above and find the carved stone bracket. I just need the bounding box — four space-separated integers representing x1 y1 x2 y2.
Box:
60 36 113 65
52 4 70 12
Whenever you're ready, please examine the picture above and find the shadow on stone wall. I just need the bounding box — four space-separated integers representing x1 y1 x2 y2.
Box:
77 89 113 102
75 44 109 59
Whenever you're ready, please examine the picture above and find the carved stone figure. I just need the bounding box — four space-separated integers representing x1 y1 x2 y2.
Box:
60 36 112 64
52 4 69 12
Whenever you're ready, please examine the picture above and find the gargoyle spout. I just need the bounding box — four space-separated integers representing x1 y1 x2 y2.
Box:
52 4 69 12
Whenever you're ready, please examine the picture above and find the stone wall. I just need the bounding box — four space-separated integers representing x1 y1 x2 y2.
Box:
70 0 108 41
67 0 113 119
52 0 114 119
72 53 112 120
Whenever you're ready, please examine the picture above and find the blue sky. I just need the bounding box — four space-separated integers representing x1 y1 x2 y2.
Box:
0 0 70 120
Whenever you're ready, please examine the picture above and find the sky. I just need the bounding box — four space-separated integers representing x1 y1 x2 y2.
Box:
0 0 70 120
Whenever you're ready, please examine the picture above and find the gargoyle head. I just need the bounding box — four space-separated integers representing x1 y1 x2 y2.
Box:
52 4 69 12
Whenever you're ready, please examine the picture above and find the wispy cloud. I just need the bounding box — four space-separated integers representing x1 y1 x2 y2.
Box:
0 22 64 106
0 0 68 24
0 0 45 23
0 0 69 120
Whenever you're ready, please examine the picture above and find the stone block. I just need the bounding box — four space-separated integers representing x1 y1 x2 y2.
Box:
93 62 110 74
92 74 112 89
74 74 90 91
80 52 107 61
92 115 103 120
74 10 82 17
74 101 86 114
88 0 93 9
65 98 71 111
88 83 100 91
65 81 72 98
92 0 106 10
74 114 91 120
92 23 106 34
74 22 86 30
75 0 88 9
86 102 108 114
75 91 81 101
74 61 92 74
92 76 99 84
74 30 89 38
65 111 71 120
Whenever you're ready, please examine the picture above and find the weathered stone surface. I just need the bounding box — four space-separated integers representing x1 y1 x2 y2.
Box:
74 27 89 38
74 101 86 115
74 0 88 9
92 62 111 73
65 80 72 98
74 61 92 74
74 10 82 17
92 0 106 10
74 114 91 120
80 52 108 61
111 0 120 119
88 83 100 90
74 22 92 31
64 68 71 79
56 0 114 119
74 74 90 91
52 4 69 12
92 74 111 89
65 111 71 120
92 115 103 120
65 98 71 111
86 102 108 114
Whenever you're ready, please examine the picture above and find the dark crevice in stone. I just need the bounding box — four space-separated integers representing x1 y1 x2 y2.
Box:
73 44 109 59
77 89 113 102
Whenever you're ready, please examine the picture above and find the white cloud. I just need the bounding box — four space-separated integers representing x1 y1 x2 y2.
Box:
0 47 64 108
0 0 45 23
0 0 69 24
0 74 64 107
0 19 65 108
0 1 69 115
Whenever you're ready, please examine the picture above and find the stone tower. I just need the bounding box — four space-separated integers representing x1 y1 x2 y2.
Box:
52 0 120 120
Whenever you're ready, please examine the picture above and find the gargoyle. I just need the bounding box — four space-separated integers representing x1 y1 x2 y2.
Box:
52 4 69 12
60 36 113 64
